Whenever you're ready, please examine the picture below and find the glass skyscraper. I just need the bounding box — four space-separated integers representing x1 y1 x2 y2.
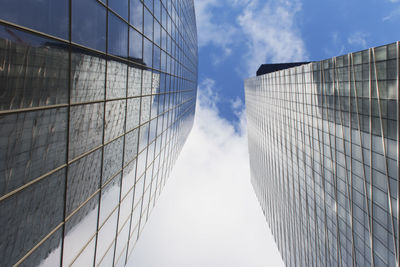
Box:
0 0 198 266
245 43 399 267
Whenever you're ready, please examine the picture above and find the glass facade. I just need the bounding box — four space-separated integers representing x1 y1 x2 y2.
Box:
0 0 198 266
245 43 399 267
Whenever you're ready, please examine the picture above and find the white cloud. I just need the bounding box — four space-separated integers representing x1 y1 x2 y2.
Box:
237 0 308 77
383 6 400 21
127 80 284 267
194 0 308 72
347 32 369 49
194 0 237 51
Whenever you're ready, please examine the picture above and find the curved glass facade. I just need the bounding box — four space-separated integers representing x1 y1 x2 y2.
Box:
0 0 198 266
246 43 399 267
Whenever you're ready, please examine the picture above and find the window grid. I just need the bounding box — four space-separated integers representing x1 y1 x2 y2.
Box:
245 42 399 267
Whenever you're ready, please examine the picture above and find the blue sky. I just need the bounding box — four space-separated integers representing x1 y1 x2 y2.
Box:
197 0 400 123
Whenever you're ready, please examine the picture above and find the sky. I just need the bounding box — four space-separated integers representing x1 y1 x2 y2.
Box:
128 0 400 266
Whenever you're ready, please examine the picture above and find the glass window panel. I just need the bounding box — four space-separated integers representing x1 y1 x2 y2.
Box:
71 49 106 103
142 70 153 95
96 210 118 266
71 238 95 267
144 0 153 14
153 45 161 70
103 137 123 184
104 100 126 143
122 160 137 197
130 0 143 32
72 0 106 52
124 128 139 164
154 0 161 21
108 13 128 58
0 26 69 110
154 21 161 46
130 205 141 235
140 96 152 123
115 217 130 261
126 98 141 131
151 96 160 120
69 102 104 160
128 67 142 97
136 149 147 178
118 190 134 229
20 228 63 267
149 119 157 142
109 0 128 20
97 241 115 267
143 38 153 67
107 60 127 100
129 27 143 61
152 72 160 95
144 8 153 40
0 169 65 267
0 108 67 197
99 174 121 225
115 246 127 267
66 149 102 216
63 195 99 267
0 0 68 39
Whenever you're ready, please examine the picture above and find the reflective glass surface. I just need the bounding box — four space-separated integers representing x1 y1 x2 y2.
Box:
0 26 69 110
0 0 197 265
245 43 399 267
0 0 68 39
72 0 106 52
108 13 128 58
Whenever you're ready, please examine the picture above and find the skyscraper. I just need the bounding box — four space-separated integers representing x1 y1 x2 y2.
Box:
245 43 399 267
0 0 198 266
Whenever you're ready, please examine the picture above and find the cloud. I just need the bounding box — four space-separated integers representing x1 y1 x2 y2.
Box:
347 32 369 49
194 0 237 50
383 6 400 21
237 0 308 77
127 79 284 267
194 0 308 71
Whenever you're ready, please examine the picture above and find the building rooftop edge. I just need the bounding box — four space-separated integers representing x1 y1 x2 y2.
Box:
256 62 311 76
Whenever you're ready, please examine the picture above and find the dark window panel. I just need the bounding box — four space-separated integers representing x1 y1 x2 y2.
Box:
19 228 63 267
69 103 104 160
0 0 68 39
109 0 129 21
66 149 102 216
0 26 69 111
124 128 139 164
0 108 67 197
108 12 128 58
72 0 106 52
102 137 124 185
104 99 126 143
0 169 65 267
70 48 106 103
